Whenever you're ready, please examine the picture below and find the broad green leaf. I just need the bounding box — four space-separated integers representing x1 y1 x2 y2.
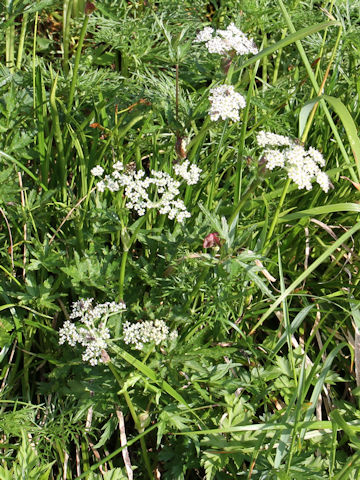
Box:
299 99 318 139
236 21 339 72
323 95 360 181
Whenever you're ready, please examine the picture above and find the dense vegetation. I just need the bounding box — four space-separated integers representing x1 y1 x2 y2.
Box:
1 0 360 478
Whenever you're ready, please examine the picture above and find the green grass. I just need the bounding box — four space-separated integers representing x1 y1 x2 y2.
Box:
1 0 360 478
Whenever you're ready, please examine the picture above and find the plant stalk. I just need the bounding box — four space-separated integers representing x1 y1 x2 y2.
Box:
67 13 89 111
16 13 28 70
50 73 67 202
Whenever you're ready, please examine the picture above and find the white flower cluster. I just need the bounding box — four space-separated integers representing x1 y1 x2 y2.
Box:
93 162 201 223
256 131 330 192
59 298 126 366
194 23 258 56
209 85 246 122
91 165 104 177
173 160 202 185
123 319 178 350
256 131 293 148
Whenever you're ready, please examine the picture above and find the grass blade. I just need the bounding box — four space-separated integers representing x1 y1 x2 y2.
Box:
250 221 360 334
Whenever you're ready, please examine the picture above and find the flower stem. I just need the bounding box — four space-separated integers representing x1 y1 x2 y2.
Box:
264 177 291 250
207 120 227 209
118 249 129 301
49 72 67 202
67 12 89 112
187 116 211 163
234 65 258 205
118 215 148 300
16 13 28 70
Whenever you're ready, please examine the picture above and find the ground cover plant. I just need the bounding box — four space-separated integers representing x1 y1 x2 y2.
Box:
1 0 360 478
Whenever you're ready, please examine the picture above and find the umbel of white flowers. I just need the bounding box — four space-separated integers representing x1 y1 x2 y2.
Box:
208 85 246 122
59 299 126 366
58 299 178 365
194 23 258 56
91 161 201 223
123 319 178 350
257 131 331 193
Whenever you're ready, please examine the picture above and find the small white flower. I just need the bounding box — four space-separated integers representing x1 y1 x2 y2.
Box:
169 330 178 341
316 171 330 193
194 26 214 43
287 165 313 190
59 320 82 346
96 180 106 192
217 23 258 55
308 147 325 167
195 23 258 56
113 161 124 171
208 85 246 122
93 163 192 222
123 319 177 350
206 36 228 55
91 165 104 177
175 210 191 223
59 299 126 366
257 131 330 192
263 149 286 170
256 131 293 148
174 160 202 185
104 176 120 192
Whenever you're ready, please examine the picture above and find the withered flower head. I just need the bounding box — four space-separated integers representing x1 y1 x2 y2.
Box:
203 232 221 249
85 2 96 15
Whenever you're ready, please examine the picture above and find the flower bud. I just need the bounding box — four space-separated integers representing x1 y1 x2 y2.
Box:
203 232 221 249
85 1 96 15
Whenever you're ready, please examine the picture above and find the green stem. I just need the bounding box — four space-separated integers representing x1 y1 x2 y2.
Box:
207 120 227 209
16 13 28 70
122 390 153 479
264 177 291 249
185 266 210 312
234 64 258 204
187 116 211 163
33 15 49 187
63 0 73 76
225 58 235 84
230 176 259 226
5 1 15 73
301 24 342 143
118 215 148 300
272 28 287 85
311 0 335 92
50 73 67 202
72 0 85 17
118 249 129 301
175 63 179 124
262 33 268 88
67 13 89 111
32 11 39 110
118 114 145 140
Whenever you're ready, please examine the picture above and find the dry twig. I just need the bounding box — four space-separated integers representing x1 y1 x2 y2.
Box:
116 409 133 480
0 206 15 276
